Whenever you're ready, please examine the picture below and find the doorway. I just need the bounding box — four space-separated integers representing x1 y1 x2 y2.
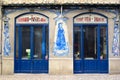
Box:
74 24 108 73
15 25 49 73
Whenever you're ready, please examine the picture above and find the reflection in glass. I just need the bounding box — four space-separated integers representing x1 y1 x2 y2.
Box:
100 27 107 59
16 27 18 59
22 27 30 59
34 27 42 59
74 27 81 60
84 27 97 59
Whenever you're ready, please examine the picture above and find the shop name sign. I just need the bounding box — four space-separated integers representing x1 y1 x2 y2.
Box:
16 14 48 24
74 14 107 24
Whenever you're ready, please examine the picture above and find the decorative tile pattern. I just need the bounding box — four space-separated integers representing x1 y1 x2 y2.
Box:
112 24 119 56
3 20 11 56
53 15 69 56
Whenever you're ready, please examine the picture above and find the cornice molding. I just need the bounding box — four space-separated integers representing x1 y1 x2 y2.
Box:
2 0 120 5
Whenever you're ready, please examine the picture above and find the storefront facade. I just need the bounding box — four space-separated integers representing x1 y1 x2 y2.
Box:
0 0 120 75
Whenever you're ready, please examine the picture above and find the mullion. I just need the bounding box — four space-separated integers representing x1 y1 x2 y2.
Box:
42 25 46 59
81 25 84 60
19 27 22 60
80 26 82 59
106 26 108 59
81 25 84 73
30 26 34 60
97 25 100 60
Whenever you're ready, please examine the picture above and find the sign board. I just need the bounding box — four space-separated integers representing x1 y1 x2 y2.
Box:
16 14 48 24
74 14 107 24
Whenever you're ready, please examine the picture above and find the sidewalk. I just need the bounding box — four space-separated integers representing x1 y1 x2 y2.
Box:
0 74 120 80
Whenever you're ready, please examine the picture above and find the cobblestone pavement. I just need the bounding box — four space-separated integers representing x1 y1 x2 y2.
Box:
0 74 120 80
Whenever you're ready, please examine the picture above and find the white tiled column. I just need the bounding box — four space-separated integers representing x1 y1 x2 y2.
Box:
109 12 120 74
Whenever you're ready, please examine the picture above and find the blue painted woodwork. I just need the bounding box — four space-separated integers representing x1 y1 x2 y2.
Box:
84 60 98 73
15 25 48 73
73 12 108 73
32 60 48 73
99 60 108 73
74 24 108 73
74 60 83 73
14 12 49 73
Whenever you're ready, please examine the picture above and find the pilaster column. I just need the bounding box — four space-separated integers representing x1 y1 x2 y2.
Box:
119 9 120 56
0 0 2 75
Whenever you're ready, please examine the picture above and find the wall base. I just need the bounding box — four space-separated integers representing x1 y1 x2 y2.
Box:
49 58 73 75
0 61 1 75
109 58 120 74
2 57 14 75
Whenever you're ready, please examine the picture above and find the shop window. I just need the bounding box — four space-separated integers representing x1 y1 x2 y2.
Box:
83 26 97 60
74 27 81 60
100 27 107 59
16 27 18 59
22 27 31 59
34 27 42 59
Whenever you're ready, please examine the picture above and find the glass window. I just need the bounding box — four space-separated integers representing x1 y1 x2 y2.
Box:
83 26 97 60
22 27 30 59
16 25 49 60
74 27 81 60
16 27 18 59
73 25 107 60
45 27 49 60
34 27 42 59
100 27 107 60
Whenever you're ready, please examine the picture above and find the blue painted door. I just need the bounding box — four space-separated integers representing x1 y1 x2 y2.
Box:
15 25 49 73
74 24 108 73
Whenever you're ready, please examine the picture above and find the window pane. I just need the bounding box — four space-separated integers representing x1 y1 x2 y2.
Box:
45 27 49 60
84 26 97 59
22 27 30 59
16 27 18 59
74 27 81 60
34 27 42 59
100 27 107 59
